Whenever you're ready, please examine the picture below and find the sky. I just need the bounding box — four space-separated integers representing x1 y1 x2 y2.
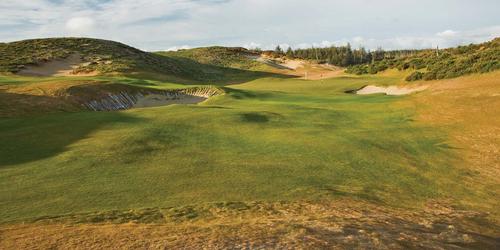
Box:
1 0 499 51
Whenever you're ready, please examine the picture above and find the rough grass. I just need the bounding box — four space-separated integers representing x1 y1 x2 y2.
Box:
3 199 498 249
407 72 500 219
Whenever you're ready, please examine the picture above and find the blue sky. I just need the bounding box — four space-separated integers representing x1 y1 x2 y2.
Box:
1 0 499 51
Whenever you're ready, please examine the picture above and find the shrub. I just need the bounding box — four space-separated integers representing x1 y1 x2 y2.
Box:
405 71 424 81
423 72 437 80
343 38 500 81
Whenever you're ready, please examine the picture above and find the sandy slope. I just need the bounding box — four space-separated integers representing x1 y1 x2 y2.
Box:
249 54 345 80
17 54 97 77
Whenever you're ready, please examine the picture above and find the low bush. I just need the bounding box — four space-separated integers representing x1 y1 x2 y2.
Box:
346 38 500 81
405 71 424 81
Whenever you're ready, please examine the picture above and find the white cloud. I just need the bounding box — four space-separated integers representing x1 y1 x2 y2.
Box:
296 26 500 51
65 17 95 35
165 45 191 51
242 42 261 49
0 0 499 51
437 30 458 38
278 43 290 50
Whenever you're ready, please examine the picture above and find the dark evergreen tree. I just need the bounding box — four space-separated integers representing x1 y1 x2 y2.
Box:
286 47 294 58
275 45 283 55
281 43 424 67
341 43 354 66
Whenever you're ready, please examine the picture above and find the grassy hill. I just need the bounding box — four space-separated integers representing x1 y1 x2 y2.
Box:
0 38 182 74
0 38 277 83
346 37 500 81
158 46 266 70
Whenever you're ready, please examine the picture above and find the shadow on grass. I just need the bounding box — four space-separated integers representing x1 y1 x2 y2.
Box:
0 91 80 118
240 113 270 123
0 110 144 167
115 78 158 86
222 87 282 100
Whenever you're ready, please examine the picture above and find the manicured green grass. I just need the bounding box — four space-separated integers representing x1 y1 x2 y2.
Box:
0 74 475 223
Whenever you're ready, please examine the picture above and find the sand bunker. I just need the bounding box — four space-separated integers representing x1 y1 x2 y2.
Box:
17 54 97 77
356 85 428 95
280 59 304 70
84 87 222 111
133 94 206 108
246 54 302 70
255 57 292 70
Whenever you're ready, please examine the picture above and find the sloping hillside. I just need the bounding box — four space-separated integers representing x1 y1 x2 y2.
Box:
346 38 500 81
0 38 273 83
0 38 181 74
158 46 265 70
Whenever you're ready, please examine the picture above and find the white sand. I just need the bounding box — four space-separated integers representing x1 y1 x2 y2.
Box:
280 59 304 69
356 85 428 95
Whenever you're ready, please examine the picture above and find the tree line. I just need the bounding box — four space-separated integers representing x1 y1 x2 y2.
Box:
269 44 420 67
252 38 499 81
346 38 499 81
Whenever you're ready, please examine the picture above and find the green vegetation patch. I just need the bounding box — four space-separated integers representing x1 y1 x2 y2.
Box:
346 38 500 81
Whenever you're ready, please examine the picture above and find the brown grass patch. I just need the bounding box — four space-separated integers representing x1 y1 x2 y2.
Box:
1 199 498 249
410 72 500 182
403 72 500 221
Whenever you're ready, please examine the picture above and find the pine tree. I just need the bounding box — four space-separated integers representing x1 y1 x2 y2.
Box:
341 43 354 66
275 45 283 55
286 47 294 58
